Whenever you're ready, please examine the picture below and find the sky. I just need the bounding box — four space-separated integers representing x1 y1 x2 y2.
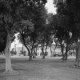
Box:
45 0 57 14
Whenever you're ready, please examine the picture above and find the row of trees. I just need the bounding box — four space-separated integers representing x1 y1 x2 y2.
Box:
0 0 80 74
50 0 80 66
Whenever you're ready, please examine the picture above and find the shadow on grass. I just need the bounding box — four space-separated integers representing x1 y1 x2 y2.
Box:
0 59 5 63
12 67 29 71
0 69 5 72
0 58 29 63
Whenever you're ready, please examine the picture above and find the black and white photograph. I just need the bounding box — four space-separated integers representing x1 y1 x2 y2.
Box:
0 0 80 80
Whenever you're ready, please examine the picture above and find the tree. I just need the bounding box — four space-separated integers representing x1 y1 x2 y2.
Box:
0 0 47 73
49 1 76 60
54 0 80 63
66 0 80 67
17 20 34 60
49 13 71 60
18 1 47 60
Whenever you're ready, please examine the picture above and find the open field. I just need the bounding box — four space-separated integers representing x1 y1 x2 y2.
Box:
0 56 79 80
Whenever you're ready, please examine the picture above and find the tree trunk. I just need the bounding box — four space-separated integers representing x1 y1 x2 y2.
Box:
35 47 37 55
50 45 52 56
45 44 48 56
61 44 65 61
21 32 31 56
65 44 68 60
74 42 80 67
29 53 32 61
22 39 31 56
33 47 36 58
29 45 33 61
76 48 78 61
4 33 13 73
42 44 45 59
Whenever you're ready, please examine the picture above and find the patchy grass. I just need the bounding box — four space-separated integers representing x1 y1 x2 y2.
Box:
0 56 80 80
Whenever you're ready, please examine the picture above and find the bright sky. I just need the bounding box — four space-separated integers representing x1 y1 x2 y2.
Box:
45 0 57 14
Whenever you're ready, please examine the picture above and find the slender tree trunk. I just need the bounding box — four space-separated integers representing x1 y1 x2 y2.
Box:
41 46 44 57
76 48 78 61
50 45 52 56
35 47 37 55
24 44 31 56
61 44 65 61
21 32 31 56
42 44 45 59
45 44 47 56
32 48 35 58
29 45 34 61
74 42 80 67
29 53 32 60
64 43 68 60
4 33 13 73
22 37 31 56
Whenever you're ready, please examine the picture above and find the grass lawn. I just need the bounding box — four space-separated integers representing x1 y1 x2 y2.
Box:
0 56 80 80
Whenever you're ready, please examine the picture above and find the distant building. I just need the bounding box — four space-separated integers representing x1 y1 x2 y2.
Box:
11 43 28 56
10 33 28 56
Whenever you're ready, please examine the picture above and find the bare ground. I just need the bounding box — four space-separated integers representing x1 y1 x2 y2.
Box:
0 56 80 80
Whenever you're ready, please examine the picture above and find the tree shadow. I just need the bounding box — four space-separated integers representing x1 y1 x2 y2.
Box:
0 59 5 63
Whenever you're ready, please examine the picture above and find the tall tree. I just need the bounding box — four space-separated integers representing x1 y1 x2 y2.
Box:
0 0 47 73
55 0 80 63
66 0 80 67
18 0 47 60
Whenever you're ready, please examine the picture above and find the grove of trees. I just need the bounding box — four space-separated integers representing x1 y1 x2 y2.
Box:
0 0 80 74
51 0 80 65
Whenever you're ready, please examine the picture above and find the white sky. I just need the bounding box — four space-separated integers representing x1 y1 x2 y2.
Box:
45 0 57 14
